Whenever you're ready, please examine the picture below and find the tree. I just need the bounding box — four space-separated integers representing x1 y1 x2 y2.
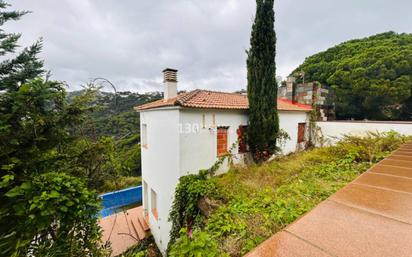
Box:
0 1 43 90
0 2 105 256
292 32 412 120
0 79 105 257
247 0 279 162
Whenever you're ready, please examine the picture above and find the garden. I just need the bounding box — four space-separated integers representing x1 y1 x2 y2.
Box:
165 132 410 257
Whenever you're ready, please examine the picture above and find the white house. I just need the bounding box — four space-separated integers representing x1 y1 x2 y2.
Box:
134 68 312 254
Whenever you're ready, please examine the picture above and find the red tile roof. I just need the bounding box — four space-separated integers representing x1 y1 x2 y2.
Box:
135 90 312 112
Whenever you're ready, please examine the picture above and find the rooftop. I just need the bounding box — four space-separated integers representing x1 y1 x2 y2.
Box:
134 89 312 112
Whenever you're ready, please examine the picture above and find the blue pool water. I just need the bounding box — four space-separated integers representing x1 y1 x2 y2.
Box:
99 185 142 217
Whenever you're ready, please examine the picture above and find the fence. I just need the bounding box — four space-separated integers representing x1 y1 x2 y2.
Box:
99 186 142 218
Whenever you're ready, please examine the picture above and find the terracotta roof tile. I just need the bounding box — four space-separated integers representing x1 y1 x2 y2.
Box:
135 90 312 112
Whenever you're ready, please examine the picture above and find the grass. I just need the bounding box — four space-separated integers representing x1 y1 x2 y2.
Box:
197 132 410 256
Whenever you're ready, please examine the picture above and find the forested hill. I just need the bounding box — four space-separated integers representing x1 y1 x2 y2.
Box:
292 32 412 120
68 90 162 138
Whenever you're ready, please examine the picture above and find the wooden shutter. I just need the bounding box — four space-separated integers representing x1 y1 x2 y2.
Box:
298 123 306 143
237 125 248 153
217 127 229 156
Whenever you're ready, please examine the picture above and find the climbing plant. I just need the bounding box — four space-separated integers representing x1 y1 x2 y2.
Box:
167 143 237 253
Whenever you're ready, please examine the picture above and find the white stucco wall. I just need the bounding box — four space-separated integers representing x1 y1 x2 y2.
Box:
317 121 412 144
179 109 249 176
139 107 180 254
278 111 310 154
178 109 309 176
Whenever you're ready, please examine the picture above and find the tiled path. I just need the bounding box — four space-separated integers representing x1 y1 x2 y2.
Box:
99 206 149 256
245 141 412 257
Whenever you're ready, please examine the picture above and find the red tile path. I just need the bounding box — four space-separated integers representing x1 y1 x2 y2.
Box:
245 141 412 257
99 206 149 257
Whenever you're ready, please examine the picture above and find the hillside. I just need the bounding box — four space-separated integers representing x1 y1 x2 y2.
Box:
292 32 412 120
167 133 409 256
68 90 162 138
67 90 162 192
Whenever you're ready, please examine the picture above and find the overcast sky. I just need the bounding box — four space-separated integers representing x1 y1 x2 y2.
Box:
4 0 412 92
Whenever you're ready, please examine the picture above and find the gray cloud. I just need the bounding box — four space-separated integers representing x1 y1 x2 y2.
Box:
3 0 412 92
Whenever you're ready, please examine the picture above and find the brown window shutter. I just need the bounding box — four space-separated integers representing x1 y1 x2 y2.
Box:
297 123 306 143
237 125 248 153
217 127 229 156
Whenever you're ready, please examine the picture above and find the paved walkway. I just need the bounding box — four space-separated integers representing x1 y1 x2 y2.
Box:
246 141 412 257
99 206 149 256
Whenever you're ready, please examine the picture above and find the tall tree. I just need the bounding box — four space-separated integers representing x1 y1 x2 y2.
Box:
247 0 279 162
0 1 43 90
0 2 104 256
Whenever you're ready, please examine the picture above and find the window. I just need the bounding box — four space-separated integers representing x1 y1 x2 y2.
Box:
142 123 148 148
150 188 158 220
217 127 229 157
298 123 306 143
143 181 148 215
237 125 248 153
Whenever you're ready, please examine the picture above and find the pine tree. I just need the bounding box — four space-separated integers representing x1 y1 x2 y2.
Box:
247 0 279 162
0 2 104 256
0 0 44 91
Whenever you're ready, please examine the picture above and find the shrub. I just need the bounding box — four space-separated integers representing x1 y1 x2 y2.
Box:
99 176 142 193
169 229 222 257
336 131 410 163
1 172 104 257
168 174 216 250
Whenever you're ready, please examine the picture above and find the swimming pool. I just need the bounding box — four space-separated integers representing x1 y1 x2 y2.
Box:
99 185 142 217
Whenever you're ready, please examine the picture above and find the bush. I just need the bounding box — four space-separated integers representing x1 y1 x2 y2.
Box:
1 172 104 257
335 131 410 163
169 229 222 257
99 176 142 193
167 174 216 251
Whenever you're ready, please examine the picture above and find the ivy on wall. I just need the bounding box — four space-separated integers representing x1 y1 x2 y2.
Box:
166 142 237 253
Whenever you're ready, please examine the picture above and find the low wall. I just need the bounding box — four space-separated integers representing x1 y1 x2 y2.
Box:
99 186 142 217
317 121 412 144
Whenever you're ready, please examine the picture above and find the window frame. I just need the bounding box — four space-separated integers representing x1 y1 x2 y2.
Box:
141 123 148 149
150 188 158 220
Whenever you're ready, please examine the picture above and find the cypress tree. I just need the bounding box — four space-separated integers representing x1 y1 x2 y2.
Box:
247 0 279 162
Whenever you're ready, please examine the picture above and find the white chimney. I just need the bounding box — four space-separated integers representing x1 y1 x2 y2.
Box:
163 68 178 101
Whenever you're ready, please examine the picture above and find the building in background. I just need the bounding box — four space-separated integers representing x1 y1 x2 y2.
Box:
278 76 335 121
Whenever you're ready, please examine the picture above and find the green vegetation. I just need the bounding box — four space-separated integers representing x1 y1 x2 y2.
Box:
0 78 106 256
0 2 153 255
170 229 221 257
292 32 412 120
0 2 103 255
168 132 409 256
117 236 161 257
247 0 279 162
73 90 161 139
68 90 161 192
